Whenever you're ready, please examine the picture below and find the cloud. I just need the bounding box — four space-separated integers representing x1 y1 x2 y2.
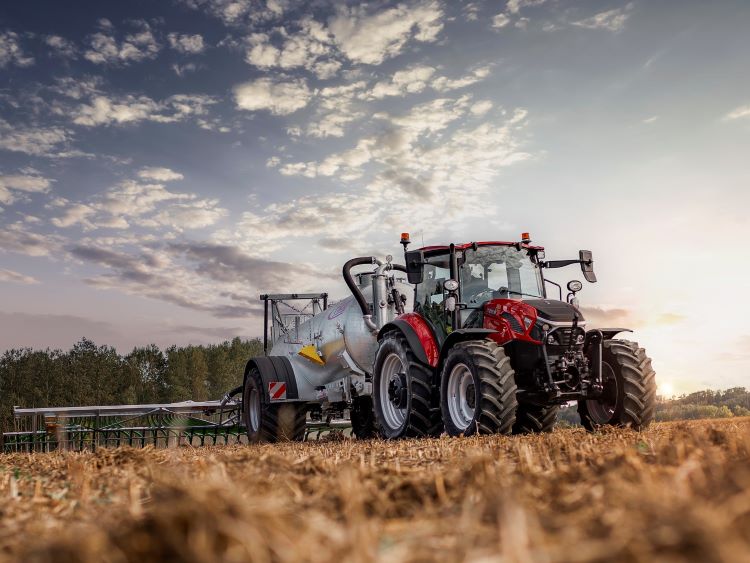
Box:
138 167 184 182
50 173 226 232
367 65 436 99
725 105 750 121
167 32 206 54
65 240 318 320
506 0 547 15
244 18 339 79
45 35 78 58
0 119 70 157
579 306 632 327
179 0 284 26
492 14 511 29
0 269 39 285
0 31 34 68
0 222 63 257
0 312 122 352
328 1 444 65
84 21 161 65
233 77 311 115
431 65 492 92
244 99 531 251
71 93 217 126
0 173 53 205
573 4 633 32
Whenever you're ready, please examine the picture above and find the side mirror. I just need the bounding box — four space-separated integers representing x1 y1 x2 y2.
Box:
579 250 597 283
404 250 424 284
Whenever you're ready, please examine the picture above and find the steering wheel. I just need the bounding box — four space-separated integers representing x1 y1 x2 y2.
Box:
469 287 508 303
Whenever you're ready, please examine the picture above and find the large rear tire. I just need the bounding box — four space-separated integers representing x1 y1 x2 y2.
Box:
513 403 559 434
440 340 518 437
578 339 656 431
243 368 306 443
373 332 442 439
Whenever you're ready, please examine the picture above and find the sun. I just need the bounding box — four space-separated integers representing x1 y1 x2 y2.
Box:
659 381 675 398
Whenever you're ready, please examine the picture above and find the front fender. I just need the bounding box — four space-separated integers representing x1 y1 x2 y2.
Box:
595 328 633 340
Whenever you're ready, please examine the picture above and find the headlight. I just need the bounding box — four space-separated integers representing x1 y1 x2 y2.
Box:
547 334 557 345
576 334 585 344
444 279 459 292
567 280 583 293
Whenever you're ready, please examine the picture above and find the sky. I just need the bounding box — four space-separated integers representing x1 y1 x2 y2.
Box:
0 0 749 395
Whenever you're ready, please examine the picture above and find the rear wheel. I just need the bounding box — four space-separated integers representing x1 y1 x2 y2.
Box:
440 340 518 437
373 332 442 439
513 403 559 434
578 339 656 431
350 396 377 439
243 368 306 443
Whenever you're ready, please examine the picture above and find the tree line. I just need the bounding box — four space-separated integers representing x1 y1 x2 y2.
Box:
0 337 263 431
2 337 748 432
558 387 750 425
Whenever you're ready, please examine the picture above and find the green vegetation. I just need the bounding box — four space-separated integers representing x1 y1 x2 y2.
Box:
559 387 750 426
0 338 262 431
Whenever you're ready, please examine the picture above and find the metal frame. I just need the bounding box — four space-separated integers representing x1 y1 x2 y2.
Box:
2 400 244 453
260 293 328 355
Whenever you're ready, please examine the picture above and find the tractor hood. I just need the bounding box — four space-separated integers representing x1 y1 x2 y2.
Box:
524 299 585 323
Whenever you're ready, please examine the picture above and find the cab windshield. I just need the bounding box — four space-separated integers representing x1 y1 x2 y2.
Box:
460 245 544 308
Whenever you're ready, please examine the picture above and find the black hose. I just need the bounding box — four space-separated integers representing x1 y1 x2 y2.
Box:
390 264 407 273
343 257 376 316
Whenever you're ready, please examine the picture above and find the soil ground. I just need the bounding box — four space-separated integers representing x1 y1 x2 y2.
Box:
1 418 749 562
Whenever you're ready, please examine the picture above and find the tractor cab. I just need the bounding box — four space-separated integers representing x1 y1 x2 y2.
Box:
406 239 547 339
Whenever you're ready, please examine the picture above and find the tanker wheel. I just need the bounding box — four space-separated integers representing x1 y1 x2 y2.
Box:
513 403 559 434
373 332 442 439
440 340 518 437
578 339 656 431
350 396 378 439
243 367 306 443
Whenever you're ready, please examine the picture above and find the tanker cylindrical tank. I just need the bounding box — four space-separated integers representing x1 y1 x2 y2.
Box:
268 275 412 402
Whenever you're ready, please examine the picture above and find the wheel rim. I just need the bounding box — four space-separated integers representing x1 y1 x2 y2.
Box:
446 363 475 431
586 362 618 424
248 386 261 432
379 352 407 431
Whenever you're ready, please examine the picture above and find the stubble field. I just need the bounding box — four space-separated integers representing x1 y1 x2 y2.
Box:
1 418 749 563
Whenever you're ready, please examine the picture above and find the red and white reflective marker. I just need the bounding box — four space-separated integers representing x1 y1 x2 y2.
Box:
268 382 287 401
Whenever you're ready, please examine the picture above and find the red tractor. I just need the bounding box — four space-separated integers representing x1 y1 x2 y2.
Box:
372 233 656 438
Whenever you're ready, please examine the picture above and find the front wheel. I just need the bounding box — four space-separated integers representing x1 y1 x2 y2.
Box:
578 339 656 431
373 332 442 439
440 340 518 437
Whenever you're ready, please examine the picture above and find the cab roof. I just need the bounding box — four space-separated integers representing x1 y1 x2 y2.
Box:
418 241 544 254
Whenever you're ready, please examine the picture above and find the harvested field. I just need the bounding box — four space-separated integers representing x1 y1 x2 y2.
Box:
1 418 749 563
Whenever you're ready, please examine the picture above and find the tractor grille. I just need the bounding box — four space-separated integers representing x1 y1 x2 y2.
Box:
501 312 524 333
546 326 586 352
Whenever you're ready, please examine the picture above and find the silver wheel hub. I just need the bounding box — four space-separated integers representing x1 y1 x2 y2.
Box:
379 353 407 430
447 363 476 431
248 386 261 432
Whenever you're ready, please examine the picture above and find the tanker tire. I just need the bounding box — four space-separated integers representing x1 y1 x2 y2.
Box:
578 339 656 431
373 331 442 439
351 396 378 439
513 403 559 434
243 367 306 443
440 339 518 437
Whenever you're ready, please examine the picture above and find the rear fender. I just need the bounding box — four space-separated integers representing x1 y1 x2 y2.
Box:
243 356 300 403
378 314 439 367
